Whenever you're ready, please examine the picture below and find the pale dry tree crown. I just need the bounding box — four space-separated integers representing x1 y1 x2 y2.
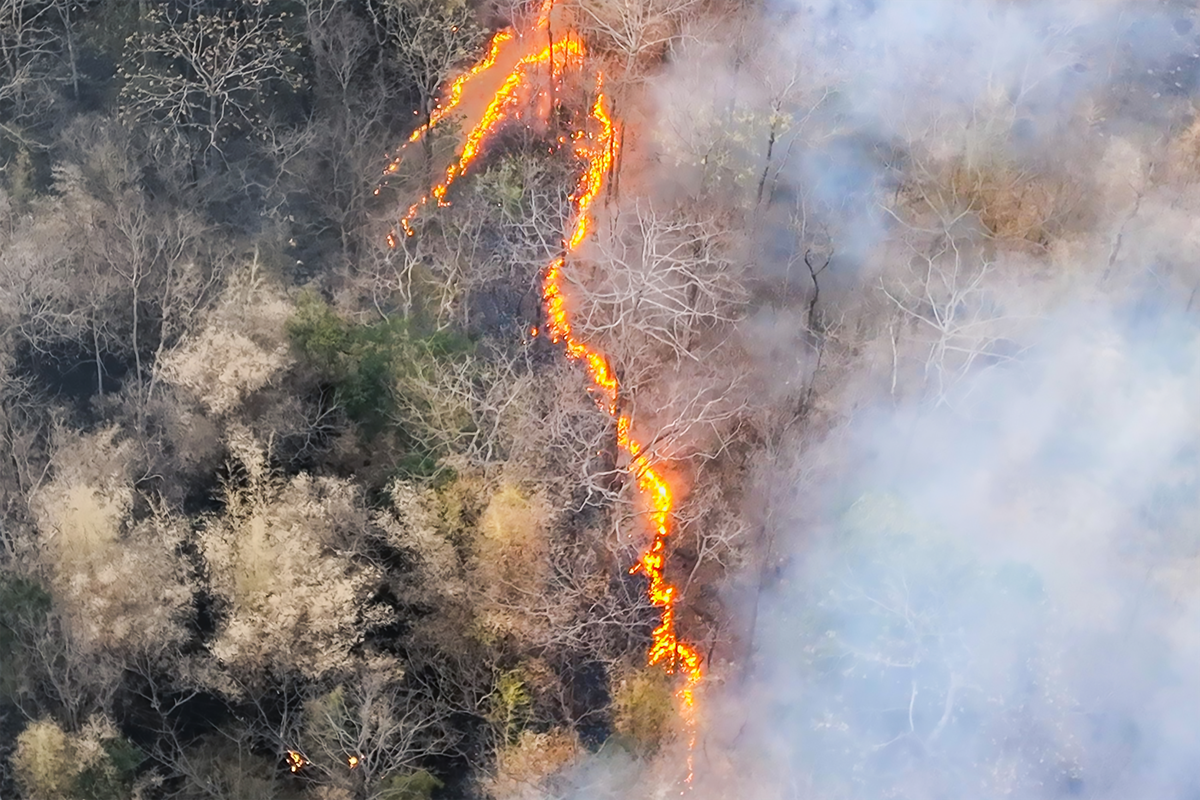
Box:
200 426 384 683
156 258 294 416
29 426 194 655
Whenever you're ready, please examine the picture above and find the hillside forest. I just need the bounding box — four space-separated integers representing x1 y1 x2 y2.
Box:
6 1 1200 799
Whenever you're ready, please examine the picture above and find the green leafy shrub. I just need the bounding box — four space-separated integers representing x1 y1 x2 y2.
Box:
488 670 532 746
611 667 675 754
75 736 142 800
377 769 442 800
287 293 473 473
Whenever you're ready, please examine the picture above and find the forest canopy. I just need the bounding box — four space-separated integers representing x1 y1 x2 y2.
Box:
4 1 1200 799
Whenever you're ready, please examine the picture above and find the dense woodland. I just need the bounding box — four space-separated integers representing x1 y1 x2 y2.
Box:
5 0 1200 798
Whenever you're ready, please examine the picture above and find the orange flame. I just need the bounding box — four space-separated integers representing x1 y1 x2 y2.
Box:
285 750 307 773
541 95 702 780
381 4 701 780
396 36 586 238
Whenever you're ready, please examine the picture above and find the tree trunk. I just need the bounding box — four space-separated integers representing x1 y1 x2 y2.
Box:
755 121 779 206
93 320 104 397
57 2 80 101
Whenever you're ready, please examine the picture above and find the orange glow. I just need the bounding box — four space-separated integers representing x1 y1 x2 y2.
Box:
382 30 516 180
394 36 586 238
285 750 307 773
347 755 360 769
379 2 701 780
540 94 702 780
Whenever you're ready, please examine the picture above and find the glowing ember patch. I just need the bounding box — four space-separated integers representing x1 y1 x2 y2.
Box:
285 751 307 773
347 755 360 769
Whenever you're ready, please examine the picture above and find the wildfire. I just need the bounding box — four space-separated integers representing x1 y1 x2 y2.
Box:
396 35 587 238
285 750 307 773
381 1 702 779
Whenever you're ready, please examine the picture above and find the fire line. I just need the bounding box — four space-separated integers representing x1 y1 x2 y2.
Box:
382 3 702 778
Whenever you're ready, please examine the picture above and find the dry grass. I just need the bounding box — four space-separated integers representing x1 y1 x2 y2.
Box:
485 728 580 800
902 155 1084 246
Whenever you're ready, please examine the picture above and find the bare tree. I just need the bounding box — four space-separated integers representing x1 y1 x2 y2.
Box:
0 0 65 131
118 7 304 163
370 0 485 144
882 237 1023 405
391 343 534 469
265 1 398 263
576 0 698 89
567 201 746 387
297 669 458 799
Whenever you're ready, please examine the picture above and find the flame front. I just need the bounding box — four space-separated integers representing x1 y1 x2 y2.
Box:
397 35 587 237
383 3 702 778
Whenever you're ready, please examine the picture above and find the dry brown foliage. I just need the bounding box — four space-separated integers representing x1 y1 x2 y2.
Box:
485 727 580 800
156 260 293 416
610 665 677 753
30 427 193 654
200 428 381 683
902 155 1085 246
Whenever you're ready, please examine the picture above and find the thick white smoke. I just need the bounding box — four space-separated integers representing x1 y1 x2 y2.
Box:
554 0 1200 797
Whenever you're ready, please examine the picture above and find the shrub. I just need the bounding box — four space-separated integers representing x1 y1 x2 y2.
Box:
473 485 552 638
201 429 380 681
287 293 473 469
478 485 549 579
486 728 579 800
12 719 75 800
11 717 141 800
611 667 676 753
30 428 193 654
487 670 532 746
903 153 1082 246
377 770 442 800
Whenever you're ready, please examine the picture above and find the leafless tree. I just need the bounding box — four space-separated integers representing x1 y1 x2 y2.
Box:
296 669 459 798
6 122 225 415
370 0 485 140
391 340 535 469
118 7 304 162
264 2 398 263
0 0 65 132
576 0 698 89
883 237 1023 405
23 610 123 730
568 201 746 379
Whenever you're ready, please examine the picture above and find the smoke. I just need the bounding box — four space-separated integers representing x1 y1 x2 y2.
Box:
546 0 1200 797
729 308 1200 799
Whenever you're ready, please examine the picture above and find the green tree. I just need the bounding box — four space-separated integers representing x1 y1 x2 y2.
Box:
287 293 474 473
0 574 51 701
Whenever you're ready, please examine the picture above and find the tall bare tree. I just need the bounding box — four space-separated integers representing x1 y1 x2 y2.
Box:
118 7 304 163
